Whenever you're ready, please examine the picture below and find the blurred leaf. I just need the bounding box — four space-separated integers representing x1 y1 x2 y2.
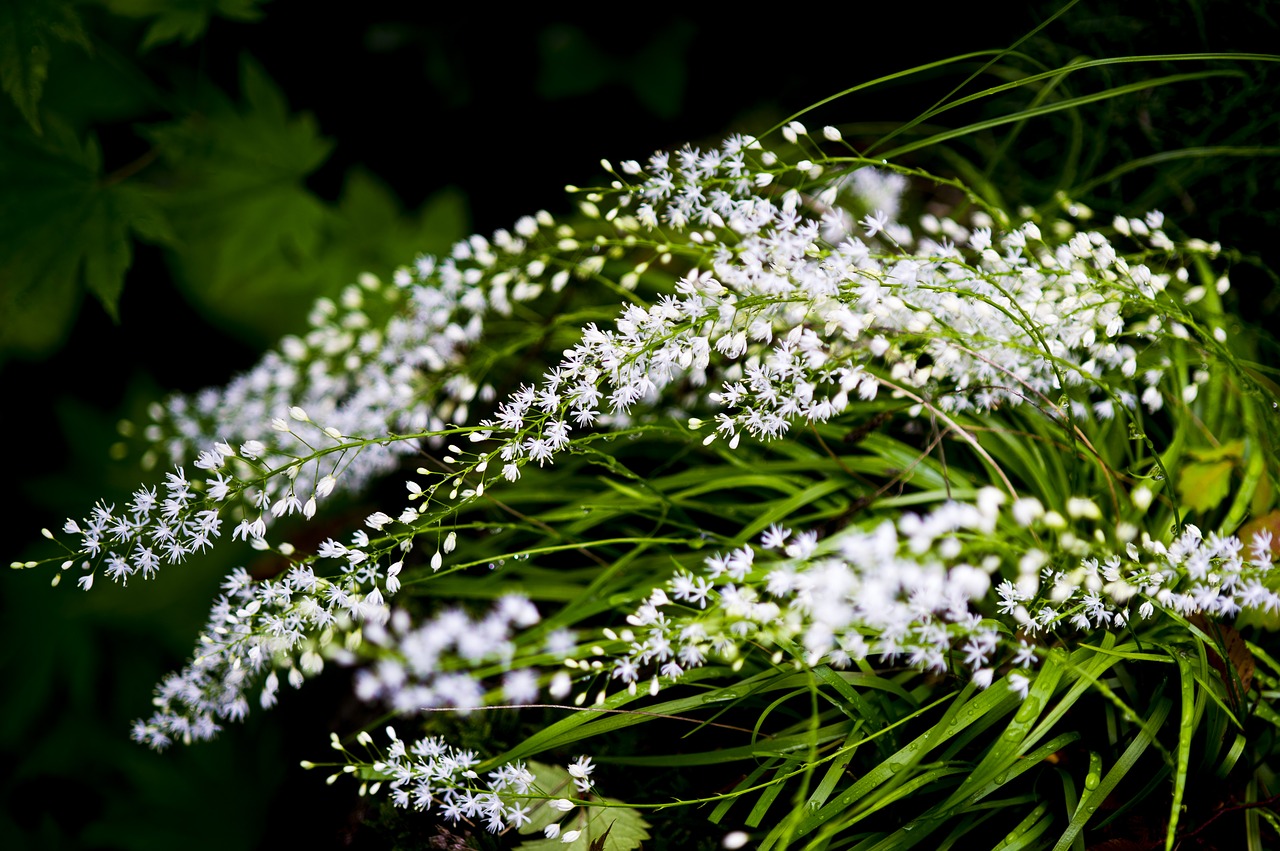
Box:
1252 471 1274 517
1188 438 1244 463
0 120 173 357
537 22 693 118
144 49 468 347
537 25 614 100
0 0 90 133
101 0 269 50
336 168 469 267
626 21 694 119
144 54 333 342
1177 459 1235 514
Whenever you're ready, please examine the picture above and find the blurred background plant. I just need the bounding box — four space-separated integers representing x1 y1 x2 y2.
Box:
2 1 1278 849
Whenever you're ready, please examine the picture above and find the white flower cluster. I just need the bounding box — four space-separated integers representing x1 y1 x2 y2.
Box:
476 136 1212 485
28 122 1263 833
131 556 394 750
354 728 597 838
136 209 587 520
61 468 220 589
604 490 1010 695
368 727 539 833
590 492 1278 702
356 596 542 713
999 513 1279 634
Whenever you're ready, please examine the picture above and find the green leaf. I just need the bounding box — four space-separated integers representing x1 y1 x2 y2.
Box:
142 55 334 343
333 167 469 271
1177 459 1235 514
0 0 90 133
101 0 268 50
537 25 615 100
144 53 469 346
625 21 695 119
1188 439 1244 464
511 761 650 851
0 120 172 357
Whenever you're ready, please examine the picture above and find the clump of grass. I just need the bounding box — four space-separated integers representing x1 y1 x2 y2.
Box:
18 31 1280 851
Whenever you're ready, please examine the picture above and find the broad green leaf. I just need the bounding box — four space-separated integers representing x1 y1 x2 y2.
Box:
333 167 469 271
626 21 694 119
537 25 614 99
142 55 333 342
538 22 694 118
101 0 267 50
512 761 650 851
0 120 172 357
143 57 469 345
1188 439 1244 463
0 0 90 133
1177 459 1234 514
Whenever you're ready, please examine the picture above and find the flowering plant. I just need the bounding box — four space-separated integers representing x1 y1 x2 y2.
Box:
12 17 1280 851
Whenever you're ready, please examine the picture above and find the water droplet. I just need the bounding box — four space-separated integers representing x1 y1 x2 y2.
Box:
995 772 1009 784
1084 773 1101 791
701 691 739 703
1014 698 1039 724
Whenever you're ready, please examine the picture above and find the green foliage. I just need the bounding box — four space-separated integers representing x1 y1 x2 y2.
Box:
0 119 171 355
142 56 335 339
538 22 696 119
102 0 269 50
0 3 472 362
6 3 1280 851
1178 440 1243 515
0 0 89 133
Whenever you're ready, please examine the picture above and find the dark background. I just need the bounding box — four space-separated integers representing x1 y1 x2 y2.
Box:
3 2 1278 848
